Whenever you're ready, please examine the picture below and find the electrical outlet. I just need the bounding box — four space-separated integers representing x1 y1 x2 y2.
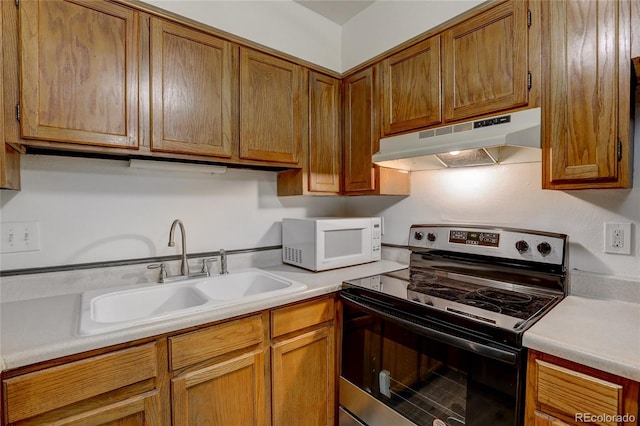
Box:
604 222 631 255
1 221 41 253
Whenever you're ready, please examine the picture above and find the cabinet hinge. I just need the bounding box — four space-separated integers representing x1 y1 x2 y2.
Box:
15 103 20 122
527 10 531 28
617 139 622 161
14 0 19 8
527 72 532 91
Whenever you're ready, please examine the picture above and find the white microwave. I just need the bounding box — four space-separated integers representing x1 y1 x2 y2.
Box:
282 217 382 271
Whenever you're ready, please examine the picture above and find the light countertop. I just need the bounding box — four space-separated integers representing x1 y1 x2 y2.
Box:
1 260 406 371
523 295 640 381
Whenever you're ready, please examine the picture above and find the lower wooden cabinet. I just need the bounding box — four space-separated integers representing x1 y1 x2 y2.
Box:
1 297 337 426
271 298 336 426
2 342 166 425
525 350 639 426
172 350 266 425
168 314 266 426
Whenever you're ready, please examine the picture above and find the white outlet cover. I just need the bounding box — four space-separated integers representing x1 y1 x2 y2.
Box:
604 222 632 255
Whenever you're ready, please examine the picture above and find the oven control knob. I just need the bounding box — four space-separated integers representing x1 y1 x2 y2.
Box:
515 240 529 253
537 242 552 256
414 231 424 241
427 233 437 242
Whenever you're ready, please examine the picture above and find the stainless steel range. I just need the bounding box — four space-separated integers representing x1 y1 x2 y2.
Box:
339 225 568 426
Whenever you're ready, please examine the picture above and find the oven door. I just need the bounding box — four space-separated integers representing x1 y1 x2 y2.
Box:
340 294 526 426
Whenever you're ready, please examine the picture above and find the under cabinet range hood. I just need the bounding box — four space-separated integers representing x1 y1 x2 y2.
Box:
373 107 542 171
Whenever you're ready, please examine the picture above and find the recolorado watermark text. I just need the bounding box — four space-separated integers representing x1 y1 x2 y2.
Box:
575 413 636 423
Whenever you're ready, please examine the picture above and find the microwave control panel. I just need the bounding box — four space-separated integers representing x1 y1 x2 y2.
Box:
372 219 382 259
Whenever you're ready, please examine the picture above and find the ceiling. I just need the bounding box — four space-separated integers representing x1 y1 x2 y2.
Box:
294 0 375 25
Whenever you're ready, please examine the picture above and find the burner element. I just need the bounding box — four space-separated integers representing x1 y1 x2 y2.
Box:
455 298 501 313
476 288 533 304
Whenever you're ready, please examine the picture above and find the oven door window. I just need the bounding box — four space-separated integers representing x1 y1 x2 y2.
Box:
341 302 521 426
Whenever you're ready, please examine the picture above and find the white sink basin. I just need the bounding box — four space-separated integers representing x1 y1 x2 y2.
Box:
195 271 297 300
79 269 306 335
91 285 209 323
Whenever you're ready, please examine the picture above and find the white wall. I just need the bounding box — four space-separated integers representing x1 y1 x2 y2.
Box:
0 156 346 270
144 0 342 72
341 0 484 71
346 111 640 279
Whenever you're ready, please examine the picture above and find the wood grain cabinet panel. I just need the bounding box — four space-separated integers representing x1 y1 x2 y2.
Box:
2 342 162 425
270 297 337 426
271 318 335 426
343 67 377 193
525 350 639 426
541 0 633 189
239 48 305 165
308 72 342 193
150 18 236 158
381 35 442 135
18 0 139 148
172 350 265 426
0 9 20 191
277 72 341 195
442 0 529 122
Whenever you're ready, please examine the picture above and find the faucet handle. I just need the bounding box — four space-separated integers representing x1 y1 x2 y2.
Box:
147 263 168 283
201 258 217 275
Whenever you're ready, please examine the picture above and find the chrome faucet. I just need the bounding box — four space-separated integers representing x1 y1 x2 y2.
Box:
147 219 218 283
169 219 188 276
220 249 228 274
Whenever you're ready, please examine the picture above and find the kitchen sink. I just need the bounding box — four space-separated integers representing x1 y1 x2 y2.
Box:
195 270 294 300
90 285 209 323
79 269 306 335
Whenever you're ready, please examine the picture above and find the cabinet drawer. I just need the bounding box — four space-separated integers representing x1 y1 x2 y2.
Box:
3 342 158 423
535 359 623 424
169 315 263 370
271 297 334 338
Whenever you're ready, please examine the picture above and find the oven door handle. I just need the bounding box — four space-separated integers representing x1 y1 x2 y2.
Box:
341 295 519 365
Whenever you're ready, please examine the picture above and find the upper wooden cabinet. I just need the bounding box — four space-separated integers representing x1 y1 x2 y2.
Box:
0 10 20 191
18 0 139 148
150 18 236 158
343 67 377 193
541 0 633 189
442 0 529 122
381 35 442 136
239 48 305 165
343 66 410 195
277 72 341 195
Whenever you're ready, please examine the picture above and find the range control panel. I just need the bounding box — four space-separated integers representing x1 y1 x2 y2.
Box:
449 230 500 247
409 225 567 266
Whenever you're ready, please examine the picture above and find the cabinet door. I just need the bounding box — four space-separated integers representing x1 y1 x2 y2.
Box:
308 72 341 193
150 18 235 157
240 48 305 165
343 67 376 193
3 343 162 425
381 35 441 135
442 0 528 122
0 8 20 190
172 350 265 426
18 0 138 148
541 0 632 189
271 326 335 426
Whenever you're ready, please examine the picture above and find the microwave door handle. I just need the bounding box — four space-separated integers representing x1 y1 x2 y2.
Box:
341 295 518 365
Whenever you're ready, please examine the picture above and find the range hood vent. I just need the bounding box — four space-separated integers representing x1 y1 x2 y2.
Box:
373 107 541 171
